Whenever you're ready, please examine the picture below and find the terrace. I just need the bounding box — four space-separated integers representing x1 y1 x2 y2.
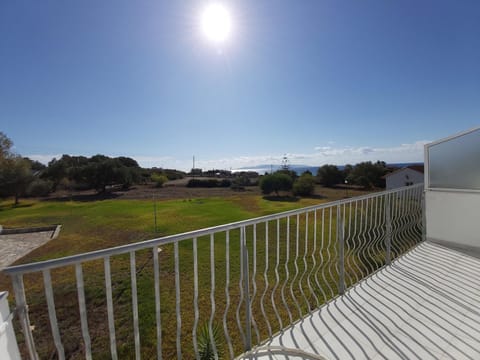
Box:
1 128 479 359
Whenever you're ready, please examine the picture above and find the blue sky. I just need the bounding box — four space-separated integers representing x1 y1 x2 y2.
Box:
1 0 479 170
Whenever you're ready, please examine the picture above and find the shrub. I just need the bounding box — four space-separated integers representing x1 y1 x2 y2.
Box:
25 178 53 197
316 164 343 187
260 173 293 195
187 179 231 188
232 175 251 187
293 173 315 196
219 179 231 187
151 173 169 188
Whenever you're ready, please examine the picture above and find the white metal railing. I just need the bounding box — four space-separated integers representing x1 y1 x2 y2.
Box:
4 184 424 359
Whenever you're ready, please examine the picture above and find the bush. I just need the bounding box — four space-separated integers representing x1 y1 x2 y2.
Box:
219 179 231 187
317 164 343 187
25 178 53 197
260 173 293 195
232 175 251 187
187 179 231 188
293 174 315 196
151 173 168 188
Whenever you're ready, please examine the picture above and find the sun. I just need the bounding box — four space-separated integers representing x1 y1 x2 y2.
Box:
200 2 232 44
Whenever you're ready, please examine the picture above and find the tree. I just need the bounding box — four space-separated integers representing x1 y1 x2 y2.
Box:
0 133 34 204
276 169 298 181
260 173 293 196
316 164 343 187
24 157 47 172
0 132 13 161
293 173 315 196
116 156 139 168
0 156 33 205
347 161 388 189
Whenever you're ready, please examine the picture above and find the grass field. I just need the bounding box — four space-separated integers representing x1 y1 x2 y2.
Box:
0 187 378 359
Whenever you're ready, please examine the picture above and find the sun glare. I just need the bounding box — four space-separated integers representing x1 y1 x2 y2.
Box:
200 2 232 44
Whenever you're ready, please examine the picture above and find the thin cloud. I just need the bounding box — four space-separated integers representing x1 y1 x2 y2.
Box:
26 140 430 171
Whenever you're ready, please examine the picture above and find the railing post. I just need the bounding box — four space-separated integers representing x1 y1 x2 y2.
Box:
241 227 252 352
385 194 392 265
336 206 345 295
421 190 426 242
11 275 38 360
0 291 21 360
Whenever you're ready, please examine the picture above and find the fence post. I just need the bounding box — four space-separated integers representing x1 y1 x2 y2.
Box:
385 194 392 265
336 206 345 295
241 227 252 352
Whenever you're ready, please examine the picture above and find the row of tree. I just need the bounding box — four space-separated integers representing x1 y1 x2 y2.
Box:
316 161 389 189
260 171 316 196
0 132 188 204
1 130 393 204
259 161 390 198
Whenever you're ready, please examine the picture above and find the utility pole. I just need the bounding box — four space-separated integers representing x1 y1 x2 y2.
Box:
153 194 157 233
192 155 195 179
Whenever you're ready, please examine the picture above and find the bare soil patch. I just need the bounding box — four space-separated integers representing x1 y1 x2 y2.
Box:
36 178 373 203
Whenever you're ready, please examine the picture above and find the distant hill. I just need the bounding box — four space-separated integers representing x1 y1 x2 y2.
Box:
233 162 424 175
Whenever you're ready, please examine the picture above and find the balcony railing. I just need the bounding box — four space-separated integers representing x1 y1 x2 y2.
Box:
4 184 423 359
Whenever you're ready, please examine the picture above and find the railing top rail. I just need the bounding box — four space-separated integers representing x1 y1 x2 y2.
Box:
3 184 423 276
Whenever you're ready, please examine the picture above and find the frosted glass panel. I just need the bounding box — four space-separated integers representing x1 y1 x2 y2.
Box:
428 129 480 190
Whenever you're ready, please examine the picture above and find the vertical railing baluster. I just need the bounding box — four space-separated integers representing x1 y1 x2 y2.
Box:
237 231 246 347
251 224 261 344
241 226 252 352
301 212 313 312
282 216 293 324
271 219 283 329
43 270 65 360
385 194 392 265
260 222 272 338
75 263 92 360
327 207 336 295
209 233 218 359
337 206 345 295
320 208 333 299
174 241 182 359
153 246 163 360
130 252 140 360
223 231 234 359
103 257 117 360
291 214 302 317
192 238 199 359
311 210 322 308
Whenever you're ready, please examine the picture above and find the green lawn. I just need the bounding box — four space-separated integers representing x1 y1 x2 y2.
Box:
0 195 325 261
0 195 334 359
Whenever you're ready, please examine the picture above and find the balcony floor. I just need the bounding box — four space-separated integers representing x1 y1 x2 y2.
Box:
250 241 480 360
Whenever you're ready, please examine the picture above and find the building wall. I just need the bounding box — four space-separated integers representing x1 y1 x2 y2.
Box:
386 168 424 190
426 190 480 251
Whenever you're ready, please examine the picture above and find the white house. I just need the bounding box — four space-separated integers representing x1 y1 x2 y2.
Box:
385 165 424 190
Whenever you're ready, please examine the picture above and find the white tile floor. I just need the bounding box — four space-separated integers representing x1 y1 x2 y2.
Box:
241 241 480 360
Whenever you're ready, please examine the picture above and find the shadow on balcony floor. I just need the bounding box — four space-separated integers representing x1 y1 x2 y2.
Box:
242 241 480 360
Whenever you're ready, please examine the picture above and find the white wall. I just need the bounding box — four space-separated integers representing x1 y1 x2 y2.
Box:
426 190 480 250
0 292 21 360
386 168 424 190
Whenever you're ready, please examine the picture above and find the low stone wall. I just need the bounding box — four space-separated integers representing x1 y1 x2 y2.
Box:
0 225 61 239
